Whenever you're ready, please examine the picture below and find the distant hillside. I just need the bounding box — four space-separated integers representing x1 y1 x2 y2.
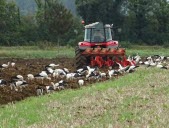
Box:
8 0 76 15
62 0 76 15
7 0 37 15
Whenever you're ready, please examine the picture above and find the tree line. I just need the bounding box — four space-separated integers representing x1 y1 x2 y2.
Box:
0 0 169 46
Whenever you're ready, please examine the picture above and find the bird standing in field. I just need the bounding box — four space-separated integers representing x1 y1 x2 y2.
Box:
11 75 24 81
45 63 59 69
0 62 10 70
0 79 7 87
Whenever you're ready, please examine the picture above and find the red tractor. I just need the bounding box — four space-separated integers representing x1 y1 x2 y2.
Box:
75 22 131 69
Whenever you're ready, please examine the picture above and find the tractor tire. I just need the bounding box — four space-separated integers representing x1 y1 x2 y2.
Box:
75 46 87 69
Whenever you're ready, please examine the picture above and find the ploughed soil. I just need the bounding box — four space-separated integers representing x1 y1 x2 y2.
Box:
0 57 109 105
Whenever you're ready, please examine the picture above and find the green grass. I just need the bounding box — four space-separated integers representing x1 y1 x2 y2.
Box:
0 46 75 58
126 48 169 56
0 45 169 58
0 67 169 128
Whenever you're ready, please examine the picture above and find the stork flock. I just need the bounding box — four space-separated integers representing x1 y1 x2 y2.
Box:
0 54 169 97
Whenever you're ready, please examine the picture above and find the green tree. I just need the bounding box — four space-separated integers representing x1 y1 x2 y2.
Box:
35 0 74 43
154 0 169 43
123 0 169 44
18 15 39 44
75 0 125 25
63 17 84 46
0 0 6 34
0 0 20 45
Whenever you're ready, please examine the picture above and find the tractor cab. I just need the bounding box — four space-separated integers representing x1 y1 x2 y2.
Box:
84 22 113 43
78 22 118 49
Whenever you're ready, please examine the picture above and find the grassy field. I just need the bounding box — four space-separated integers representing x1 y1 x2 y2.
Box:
0 67 169 128
0 46 75 58
0 45 169 58
0 45 169 128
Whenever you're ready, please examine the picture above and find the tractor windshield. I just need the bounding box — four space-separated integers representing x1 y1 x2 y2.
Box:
84 27 113 43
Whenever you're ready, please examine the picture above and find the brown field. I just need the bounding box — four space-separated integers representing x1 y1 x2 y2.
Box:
0 58 79 105
0 57 111 105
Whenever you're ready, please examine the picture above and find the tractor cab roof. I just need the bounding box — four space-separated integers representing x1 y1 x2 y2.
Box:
85 22 112 29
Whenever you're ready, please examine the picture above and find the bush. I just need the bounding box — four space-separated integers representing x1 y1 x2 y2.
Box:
119 41 132 48
36 41 55 50
163 42 169 48
67 34 83 47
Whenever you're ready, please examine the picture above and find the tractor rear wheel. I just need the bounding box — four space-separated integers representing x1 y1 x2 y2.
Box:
75 46 87 69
